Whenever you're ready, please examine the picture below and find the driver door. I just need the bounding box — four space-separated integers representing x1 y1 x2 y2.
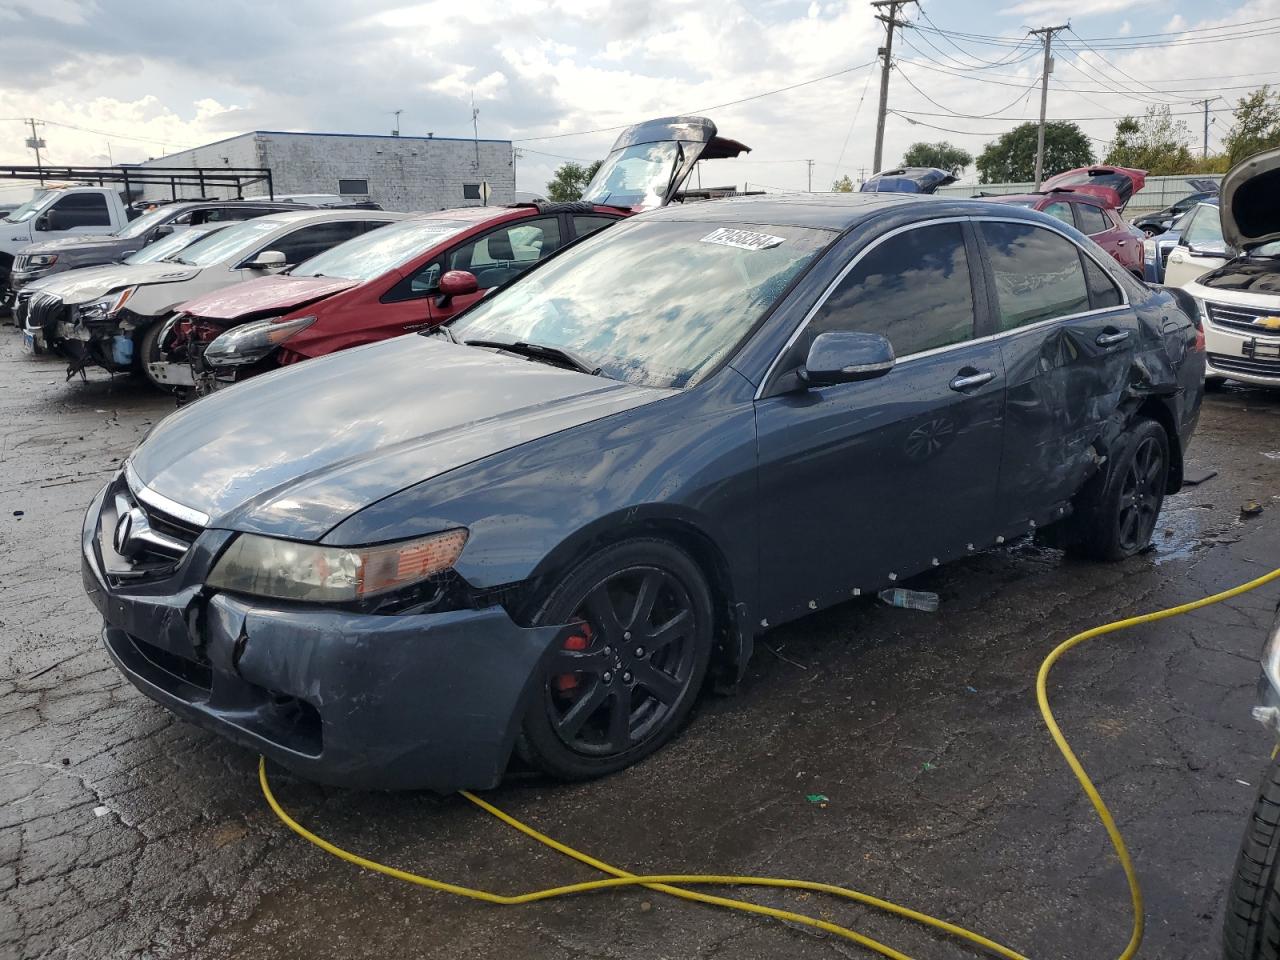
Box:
426 216 564 325
32 193 114 242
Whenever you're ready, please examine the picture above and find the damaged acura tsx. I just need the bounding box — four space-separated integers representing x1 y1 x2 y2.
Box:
83 193 1204 791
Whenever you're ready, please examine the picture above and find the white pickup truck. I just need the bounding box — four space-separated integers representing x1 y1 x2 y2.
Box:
1 185 136 310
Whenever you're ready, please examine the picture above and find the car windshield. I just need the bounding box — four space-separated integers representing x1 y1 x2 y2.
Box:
123 225 225 264
168 218 282 266
115 205 180 240
449 219 834 389
582 142 681 211
3 190 57 223
293 218 469 281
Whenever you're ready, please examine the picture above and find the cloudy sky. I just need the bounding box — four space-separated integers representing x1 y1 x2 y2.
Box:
2 0 1279 203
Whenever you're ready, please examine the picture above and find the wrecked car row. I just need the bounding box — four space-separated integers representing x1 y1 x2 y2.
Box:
79 118 1211 791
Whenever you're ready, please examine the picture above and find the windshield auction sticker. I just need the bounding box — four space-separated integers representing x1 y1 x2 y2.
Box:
700 228 785 251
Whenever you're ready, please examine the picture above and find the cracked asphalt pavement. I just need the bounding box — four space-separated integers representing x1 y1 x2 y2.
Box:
3 331 1280 960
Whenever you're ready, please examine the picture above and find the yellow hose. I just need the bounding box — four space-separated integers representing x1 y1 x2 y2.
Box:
260 565 1280 959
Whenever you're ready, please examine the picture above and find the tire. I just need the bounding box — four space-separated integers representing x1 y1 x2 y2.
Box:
1067 416 1170 561
517 538 714 781
1223 753 1280 960
135 321 170 392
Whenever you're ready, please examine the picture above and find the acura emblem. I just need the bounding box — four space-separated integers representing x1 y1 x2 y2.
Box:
113 506 150 558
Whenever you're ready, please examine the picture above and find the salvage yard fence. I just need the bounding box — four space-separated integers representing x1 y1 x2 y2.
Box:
936 174 1223 217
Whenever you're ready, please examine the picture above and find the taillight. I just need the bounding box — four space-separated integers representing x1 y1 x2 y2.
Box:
1193 327 1205 352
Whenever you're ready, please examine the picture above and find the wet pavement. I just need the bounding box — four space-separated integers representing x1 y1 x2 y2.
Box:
2 332 1279 960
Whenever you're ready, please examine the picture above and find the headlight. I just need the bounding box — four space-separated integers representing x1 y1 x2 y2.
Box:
26 254 57 267
204 315 316 368
1193 297 1210 324
77 286 137 322
207 529 469 602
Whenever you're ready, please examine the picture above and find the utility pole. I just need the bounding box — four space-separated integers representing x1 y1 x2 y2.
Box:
1191 97 1219 157
392 109 402 137
871 0 913 175
1030 24 1068 191
805 159 814 192
25 118 46 185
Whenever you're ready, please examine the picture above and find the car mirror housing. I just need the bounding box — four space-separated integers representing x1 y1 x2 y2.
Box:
152 224 175 240
1186 242 1231 259
246 250 288 270
436 269 479 307
801 331 895 388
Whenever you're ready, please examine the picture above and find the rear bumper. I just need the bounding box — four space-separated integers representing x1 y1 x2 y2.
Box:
82 485 570 791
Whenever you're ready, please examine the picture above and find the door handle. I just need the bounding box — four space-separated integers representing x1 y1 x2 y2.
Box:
1117 240 1127 246
1096 330 1130 346
949 370 994 391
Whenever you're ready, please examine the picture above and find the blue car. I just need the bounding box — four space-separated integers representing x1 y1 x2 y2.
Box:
83 192 1205 790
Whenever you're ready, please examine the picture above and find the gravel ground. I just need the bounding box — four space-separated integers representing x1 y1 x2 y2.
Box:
2 332 1279 960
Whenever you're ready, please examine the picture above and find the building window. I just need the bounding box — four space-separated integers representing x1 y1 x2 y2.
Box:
462 184 482 200
338 178 369 195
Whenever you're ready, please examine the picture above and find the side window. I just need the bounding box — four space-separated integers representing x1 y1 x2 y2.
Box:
573 215 617 239
1041 201 1074 226
50 193 111 227
446 217 563 289
979 222 1090 330
1082 255 1123 309
1183 207 1225 250
1074 204 1109 235
810 222 976 357
256 221 365 266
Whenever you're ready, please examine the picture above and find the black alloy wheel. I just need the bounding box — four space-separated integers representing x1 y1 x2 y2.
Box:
1117 434 1166 554
519 539 713 780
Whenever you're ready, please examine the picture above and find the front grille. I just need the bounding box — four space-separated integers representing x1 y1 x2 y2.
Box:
14 254 29 271
1205 301 1280 336
27 291 67 333
1159 244 1174 266
13 290 33 327
1207 352 1280 379
100 475 203 578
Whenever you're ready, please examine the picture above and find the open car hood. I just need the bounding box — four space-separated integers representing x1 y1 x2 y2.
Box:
1219 147 1280 251
581 116 750 212
35 261 200 304
179 274 360 321
859 167 957 194
1040 165 1147 209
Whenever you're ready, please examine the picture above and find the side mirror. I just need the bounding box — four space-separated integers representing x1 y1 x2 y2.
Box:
801 331 895 387
246 250 288 270
152 224 175 240
436 269 479 307
35 212 58 231
1185 242 1230 259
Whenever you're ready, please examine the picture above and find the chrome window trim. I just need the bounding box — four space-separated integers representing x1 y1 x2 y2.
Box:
124 460 210 528
754 214 1128 400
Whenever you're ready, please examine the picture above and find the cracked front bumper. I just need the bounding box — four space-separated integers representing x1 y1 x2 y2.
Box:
81 484 569 791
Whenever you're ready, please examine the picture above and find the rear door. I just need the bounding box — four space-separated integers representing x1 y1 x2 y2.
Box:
1164 204 1231 287
426 215 565 324
1073 202 1138 274
753 220 1005 619
976 218 1139 524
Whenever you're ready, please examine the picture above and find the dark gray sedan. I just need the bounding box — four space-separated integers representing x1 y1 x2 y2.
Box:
82 193 1205 791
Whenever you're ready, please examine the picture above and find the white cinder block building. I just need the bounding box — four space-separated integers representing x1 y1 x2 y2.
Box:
139 130 516 212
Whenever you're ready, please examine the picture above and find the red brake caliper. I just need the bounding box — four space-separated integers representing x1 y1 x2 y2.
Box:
555 623 593 693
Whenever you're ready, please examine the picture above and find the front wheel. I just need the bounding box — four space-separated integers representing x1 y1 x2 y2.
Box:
517 539 714 781
1224 753 1280 960
136 322 171 392
1067 416 1170 561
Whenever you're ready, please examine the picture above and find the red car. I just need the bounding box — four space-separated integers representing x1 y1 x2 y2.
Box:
151 116 750 396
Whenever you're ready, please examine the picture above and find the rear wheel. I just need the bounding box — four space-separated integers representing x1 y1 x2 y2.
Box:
1067 417 1170 561
518 539 714 781
1223 753 1280 960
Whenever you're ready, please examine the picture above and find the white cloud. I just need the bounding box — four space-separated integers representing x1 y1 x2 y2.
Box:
1000 0 1157 17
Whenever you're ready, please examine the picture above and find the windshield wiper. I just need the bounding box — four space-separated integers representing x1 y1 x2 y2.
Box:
464 338 601 376
170 257 194 265
428 324 458 343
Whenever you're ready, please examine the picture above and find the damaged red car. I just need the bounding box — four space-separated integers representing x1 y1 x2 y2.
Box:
150 116 750 396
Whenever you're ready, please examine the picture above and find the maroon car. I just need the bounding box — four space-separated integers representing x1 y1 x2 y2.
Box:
986 190 1144 279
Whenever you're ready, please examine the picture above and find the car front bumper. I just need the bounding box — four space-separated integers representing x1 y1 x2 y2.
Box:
11 267 56 290
82 482 572 792
1204 321 1280 386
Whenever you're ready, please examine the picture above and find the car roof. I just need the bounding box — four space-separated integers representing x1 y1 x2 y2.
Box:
989 192 1108 208
631 192 1064 231
253 209 408 227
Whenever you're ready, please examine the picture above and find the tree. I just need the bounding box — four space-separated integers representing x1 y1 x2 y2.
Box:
545 160 602 202
831 174 855 192
1103 105 1193 175
901 141 973 175
1225 85 1280 165
975 121 1094 184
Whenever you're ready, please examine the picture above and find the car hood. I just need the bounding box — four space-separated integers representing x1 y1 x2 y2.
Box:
22 235 122 255
860 167 957 194
1220 147 1280 251
37 261 200 303
129 336 671 540
180 274 360 321
1041 165 1147 209
1191 257 1280 296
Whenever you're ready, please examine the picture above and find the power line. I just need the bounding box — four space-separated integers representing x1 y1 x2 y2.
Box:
911 7 1036 69
895 60 1039 119
1065 27 1193 105
908 18 1280 49
832 62 876 180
